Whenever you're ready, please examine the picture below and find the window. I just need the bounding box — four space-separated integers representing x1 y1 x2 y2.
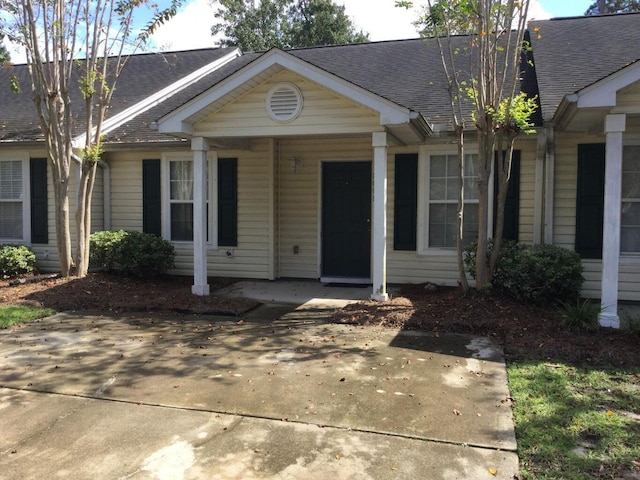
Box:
621 145 640 254
427 153 478 249
169 160 196 241
0 159 25 241
161 155 237 246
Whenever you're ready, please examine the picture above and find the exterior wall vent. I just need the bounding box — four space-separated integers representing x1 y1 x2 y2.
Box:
266 82 303 123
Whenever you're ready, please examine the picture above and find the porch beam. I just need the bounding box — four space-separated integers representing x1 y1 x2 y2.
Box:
192 136 210 296
599 114 625 328
371 132 388 301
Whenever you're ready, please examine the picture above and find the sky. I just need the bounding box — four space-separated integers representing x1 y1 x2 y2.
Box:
148 0 596 52
5 0 596 63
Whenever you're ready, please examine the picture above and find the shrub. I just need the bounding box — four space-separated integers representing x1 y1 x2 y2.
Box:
0 244 36 279
558 299 600 332
89 230 175 277
464 241 584 304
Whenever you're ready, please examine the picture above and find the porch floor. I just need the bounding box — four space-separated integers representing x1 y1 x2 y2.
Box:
215 279 400 309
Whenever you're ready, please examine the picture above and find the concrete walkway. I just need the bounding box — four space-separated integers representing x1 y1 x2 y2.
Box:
0 301 519 479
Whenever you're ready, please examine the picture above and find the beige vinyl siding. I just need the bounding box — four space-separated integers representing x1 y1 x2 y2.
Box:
553 130 640 301
386 145 459 285
107 142 272 279
277 136 373 278
518 139 537 244
552 133 588 249
615 82 640 111
107 150 145 232
194 70 382 138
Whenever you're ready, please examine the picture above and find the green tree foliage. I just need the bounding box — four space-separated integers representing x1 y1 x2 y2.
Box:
287 0 368 48
585 0 640 15
212 0 369 51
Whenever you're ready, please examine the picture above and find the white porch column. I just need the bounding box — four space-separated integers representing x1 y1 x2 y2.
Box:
191 137 210 296
371 131 388 301
599 114 626 328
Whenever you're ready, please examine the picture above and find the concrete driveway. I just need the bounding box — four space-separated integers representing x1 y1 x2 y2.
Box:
0 304 518 479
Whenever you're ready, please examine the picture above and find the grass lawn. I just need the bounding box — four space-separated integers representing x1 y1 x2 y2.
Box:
508 362 640 479
0 304 56 328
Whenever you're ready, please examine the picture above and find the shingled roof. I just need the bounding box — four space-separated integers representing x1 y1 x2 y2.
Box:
0 48 237 143
3 12 640 147
528 12 640 122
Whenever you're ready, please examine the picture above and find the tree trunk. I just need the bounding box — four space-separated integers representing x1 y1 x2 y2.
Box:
75 161 97 278
475 121 494 290
49 155 73 277
455 125 469 292
489 136 516 276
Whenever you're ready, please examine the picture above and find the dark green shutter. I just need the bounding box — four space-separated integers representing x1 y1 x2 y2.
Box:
218 158 237 247
394 154 418 251
142 159 162 236
494 150 520 242
575 144 605 259
30 158 48 244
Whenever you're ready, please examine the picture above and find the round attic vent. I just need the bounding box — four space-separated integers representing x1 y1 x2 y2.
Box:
266 82 303 123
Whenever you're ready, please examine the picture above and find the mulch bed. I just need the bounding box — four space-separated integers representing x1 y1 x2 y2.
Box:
0 273 258 316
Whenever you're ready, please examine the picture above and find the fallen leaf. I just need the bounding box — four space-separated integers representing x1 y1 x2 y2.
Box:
488 467 497 475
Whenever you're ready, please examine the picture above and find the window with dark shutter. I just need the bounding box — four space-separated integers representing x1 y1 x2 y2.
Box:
575 144 605 259
394 153 418 251
494 150 520 242
218 158 237 247
30 158 48 244
142 159 162 236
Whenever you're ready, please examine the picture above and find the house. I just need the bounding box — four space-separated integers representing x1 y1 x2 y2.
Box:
1 13 639 327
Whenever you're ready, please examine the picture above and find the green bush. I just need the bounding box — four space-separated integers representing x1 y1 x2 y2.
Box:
464 241 584 304
0 244 36 279
89 230 175 277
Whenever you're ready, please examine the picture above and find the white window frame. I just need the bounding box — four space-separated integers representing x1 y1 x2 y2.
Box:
621 144 640 256
0 153 30 244
417 145 491 255
161 153 217 248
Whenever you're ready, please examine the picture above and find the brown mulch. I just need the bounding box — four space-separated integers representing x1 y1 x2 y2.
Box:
0 273 259 316
1 273 638 369
331 283 640 369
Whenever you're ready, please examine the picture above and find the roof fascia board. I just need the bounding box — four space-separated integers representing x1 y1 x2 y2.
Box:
576 60 640 108
158 48 414 135
73 48 241 147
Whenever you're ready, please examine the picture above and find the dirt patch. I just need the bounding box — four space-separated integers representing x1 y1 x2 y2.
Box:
0 273 258 316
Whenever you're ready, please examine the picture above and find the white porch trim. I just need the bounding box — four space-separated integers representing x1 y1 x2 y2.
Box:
599 114 626 328
371 132 388 301
191 137 210 296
